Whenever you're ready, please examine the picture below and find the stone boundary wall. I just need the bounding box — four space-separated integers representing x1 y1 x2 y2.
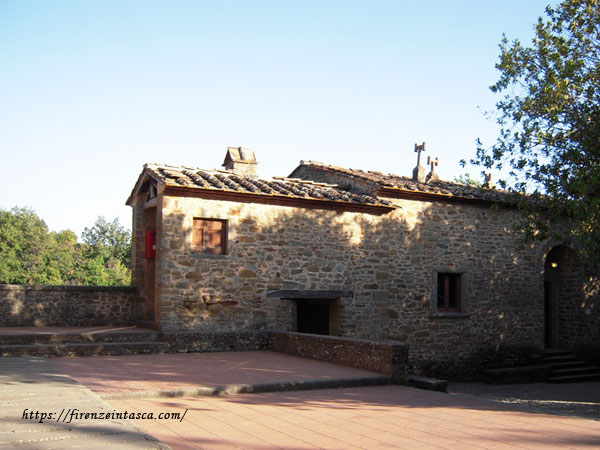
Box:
268 331 408 383
0 285 136 327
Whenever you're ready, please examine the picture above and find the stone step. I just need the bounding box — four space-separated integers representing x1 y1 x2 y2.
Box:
543 354 580 364
551 366 600 377
545 360 589 369
539 350 600 382
0 341 168 357
0 331 161 346
541 348 573 356
547 372 600 383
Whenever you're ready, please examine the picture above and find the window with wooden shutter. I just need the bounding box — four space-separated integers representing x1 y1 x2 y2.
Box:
192 218 227 254
437 273 462 312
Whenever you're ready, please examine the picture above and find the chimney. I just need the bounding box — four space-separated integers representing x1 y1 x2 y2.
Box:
426 156 440 182
222 147 258 178
482 173 495 189
412 142 427 182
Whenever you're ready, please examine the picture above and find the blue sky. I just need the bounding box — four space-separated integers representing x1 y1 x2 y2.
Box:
0 0 557 236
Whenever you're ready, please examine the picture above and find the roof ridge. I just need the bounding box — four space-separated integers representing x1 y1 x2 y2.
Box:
272 176 339 188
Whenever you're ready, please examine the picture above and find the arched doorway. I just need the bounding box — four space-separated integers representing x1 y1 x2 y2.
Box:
543 246 580 349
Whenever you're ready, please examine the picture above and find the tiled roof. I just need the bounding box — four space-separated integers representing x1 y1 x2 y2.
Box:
143 163 394 208
295 161 514 203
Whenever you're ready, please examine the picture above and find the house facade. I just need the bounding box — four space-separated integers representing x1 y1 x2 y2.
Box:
127 147 600 378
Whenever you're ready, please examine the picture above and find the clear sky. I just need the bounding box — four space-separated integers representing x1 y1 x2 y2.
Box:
0 0 557 236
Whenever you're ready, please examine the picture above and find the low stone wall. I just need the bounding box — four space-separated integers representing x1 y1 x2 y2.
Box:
0 285 136 327
163 331 269 353
268 331 408 383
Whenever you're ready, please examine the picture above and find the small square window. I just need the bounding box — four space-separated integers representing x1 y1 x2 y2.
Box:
437 273 461 312
192 218 227 255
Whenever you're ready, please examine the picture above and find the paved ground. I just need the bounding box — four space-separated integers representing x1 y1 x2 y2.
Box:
0 357 166 449
110 385 600 450
450 381 600 420
2 352 600 449
51 351 387 399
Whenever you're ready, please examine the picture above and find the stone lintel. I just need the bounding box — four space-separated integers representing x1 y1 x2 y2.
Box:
266 289 353 300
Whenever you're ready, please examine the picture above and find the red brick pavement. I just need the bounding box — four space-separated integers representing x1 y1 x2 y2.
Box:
109 385 600 449
51 351 600 449
52 351 382 396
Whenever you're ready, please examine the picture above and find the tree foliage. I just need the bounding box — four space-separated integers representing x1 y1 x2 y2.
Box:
0 207 52 284
80 216 131 286
81 216 131 268
465 0 600 269
454 173 483 187
0 207 131 285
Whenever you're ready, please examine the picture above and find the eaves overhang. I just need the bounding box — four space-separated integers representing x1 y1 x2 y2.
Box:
163 185 396 215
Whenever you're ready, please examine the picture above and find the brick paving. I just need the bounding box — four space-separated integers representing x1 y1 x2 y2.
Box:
109 385 600 449
52 351 385 398
0 357 166 449
4 351 600 449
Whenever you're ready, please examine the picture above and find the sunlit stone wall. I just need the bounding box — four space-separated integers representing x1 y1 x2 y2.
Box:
0 285 136 327
152 192 569 378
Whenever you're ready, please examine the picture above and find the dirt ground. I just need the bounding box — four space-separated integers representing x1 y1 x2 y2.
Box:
448 381 600 420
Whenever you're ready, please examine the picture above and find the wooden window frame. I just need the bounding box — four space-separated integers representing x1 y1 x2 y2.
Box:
437 272 462 313
192 218 228 255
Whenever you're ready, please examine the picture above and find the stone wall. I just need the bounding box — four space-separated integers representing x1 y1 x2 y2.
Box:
548 246 600 352
385 199 545 379
138 191 600 379
268 331 408 383
163 331 269 353
0 285 136 327
153 195 527 377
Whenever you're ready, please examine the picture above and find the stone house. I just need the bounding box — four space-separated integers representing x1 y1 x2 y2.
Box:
126 147 600 377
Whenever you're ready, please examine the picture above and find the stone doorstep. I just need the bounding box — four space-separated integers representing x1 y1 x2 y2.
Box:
407 374 449 393
100 375 391 401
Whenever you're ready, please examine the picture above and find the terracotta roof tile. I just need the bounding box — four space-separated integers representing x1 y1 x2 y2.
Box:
296 161 514 203
144 163 393 208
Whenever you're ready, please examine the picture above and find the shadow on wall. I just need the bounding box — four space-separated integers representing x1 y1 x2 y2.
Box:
155 197 597 378
545 245 600 353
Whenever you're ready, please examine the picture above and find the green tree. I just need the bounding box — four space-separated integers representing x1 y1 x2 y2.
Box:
0 208 131 286
465 0 600 269
80 216 131 285
81 216 131 267
0 207 51 284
